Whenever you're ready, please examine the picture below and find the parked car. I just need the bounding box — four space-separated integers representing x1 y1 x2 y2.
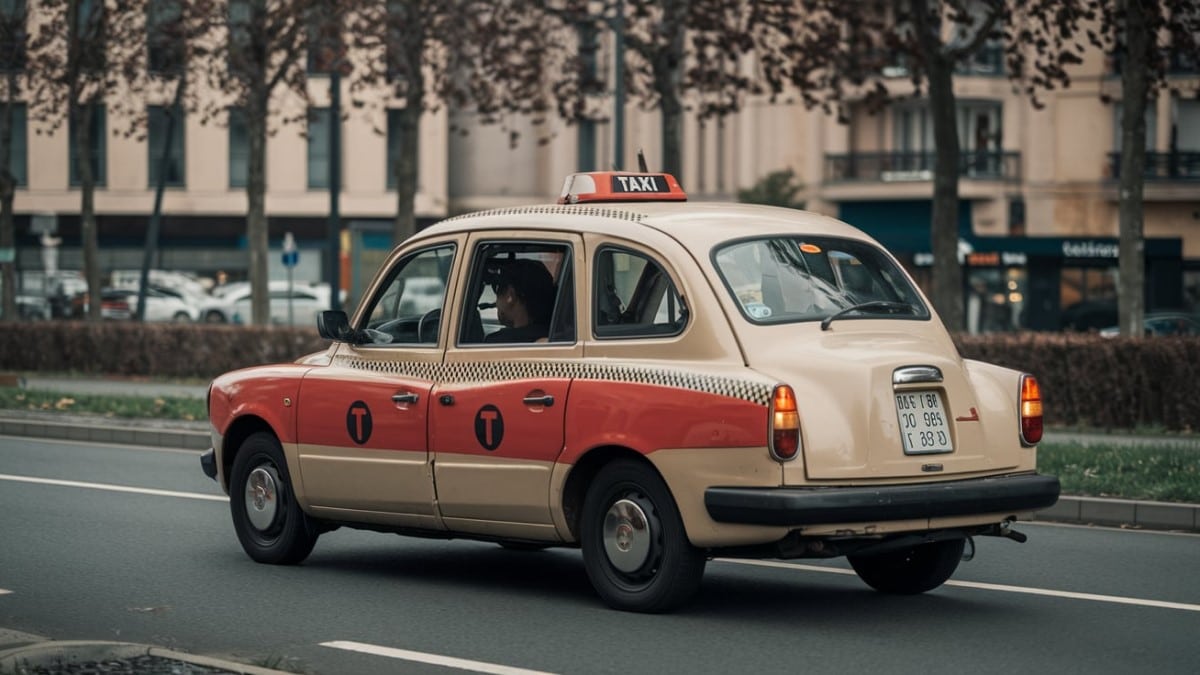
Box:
1099 312 1200 337
202 170 1059 613
98 286 197 322
199 281 332 326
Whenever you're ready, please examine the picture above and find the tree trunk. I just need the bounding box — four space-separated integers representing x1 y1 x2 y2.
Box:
77 100 101 321
392 105 420 246
1117 0 1148 338
0 85 15 323
926 49 965 332
655 1 687 181
247 95 269 326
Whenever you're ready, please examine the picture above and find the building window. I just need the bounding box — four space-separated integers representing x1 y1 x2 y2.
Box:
307 106 333 189
228 0 253 72
386 108 403 190
1113 102 1157 151
148 104 185 187
147 0 184 75
8 102 24 186
73 0 106 73
385 0 410 82
228 107 248 188
306 5 342 74
69 104 106 187
0 0 27 73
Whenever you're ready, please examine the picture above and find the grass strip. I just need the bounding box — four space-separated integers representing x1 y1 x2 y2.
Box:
0 388 206 422
1038 442 1200 503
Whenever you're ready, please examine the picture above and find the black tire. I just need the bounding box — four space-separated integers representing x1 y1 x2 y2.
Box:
848 538 965 594
204 310 227 324
580 460 706 613
229 432 318 565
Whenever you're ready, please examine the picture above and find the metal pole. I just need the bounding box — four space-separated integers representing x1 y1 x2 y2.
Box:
612 1 625 171
328 68 342 312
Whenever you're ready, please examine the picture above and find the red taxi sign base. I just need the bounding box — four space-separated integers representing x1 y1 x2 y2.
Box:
559 172 688 204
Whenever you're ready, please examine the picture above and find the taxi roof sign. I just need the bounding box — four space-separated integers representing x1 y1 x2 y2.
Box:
558 171 687 205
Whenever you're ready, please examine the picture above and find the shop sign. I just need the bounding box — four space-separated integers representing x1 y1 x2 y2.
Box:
1062 241 1119 258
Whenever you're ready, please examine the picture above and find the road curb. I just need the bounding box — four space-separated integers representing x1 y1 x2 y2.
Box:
2 414 1197 533
0 639 292 675
0 414 209 451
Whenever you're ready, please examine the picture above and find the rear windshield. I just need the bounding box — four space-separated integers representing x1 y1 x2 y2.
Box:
712 236 930 325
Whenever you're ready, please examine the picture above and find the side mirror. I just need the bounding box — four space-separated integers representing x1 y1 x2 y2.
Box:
317 310 355 342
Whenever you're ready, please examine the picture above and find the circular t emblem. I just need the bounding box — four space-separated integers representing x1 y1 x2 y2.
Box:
474 405 504 451
346 400 373 445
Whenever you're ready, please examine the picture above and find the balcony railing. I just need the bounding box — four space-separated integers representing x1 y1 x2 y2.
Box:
1108 152 1200 180
825 151 1021 183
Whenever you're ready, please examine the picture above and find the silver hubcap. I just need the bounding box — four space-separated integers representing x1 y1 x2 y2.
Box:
603 498 651 573
245 466 280 531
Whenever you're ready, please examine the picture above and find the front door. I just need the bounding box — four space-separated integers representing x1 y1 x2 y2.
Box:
295 242 458 529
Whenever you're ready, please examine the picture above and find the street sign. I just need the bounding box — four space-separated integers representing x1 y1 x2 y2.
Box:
282 232 298 267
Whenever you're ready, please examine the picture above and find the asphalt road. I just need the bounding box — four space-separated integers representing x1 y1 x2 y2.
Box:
2 435 1198 675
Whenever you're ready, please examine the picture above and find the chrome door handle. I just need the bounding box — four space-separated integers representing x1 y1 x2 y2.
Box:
392 392 419 404
522 395 554 407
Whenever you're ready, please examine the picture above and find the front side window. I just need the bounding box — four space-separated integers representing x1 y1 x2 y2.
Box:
593 247 687 338
360 244 455 346
459 242 575 345
713 236 929 325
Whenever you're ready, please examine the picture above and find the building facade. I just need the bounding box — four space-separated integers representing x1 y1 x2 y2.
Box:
7 14 1199 332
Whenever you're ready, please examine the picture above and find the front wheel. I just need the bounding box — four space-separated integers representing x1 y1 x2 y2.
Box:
848 538 965 594
580 460 706 613
229 432 318 565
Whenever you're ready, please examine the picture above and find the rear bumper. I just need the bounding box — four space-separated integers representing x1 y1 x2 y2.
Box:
705 473 1061 526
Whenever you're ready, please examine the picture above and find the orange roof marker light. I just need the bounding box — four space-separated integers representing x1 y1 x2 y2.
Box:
558 171 688 205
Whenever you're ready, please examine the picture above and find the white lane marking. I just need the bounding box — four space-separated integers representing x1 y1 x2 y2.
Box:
719 559 1200 613
321 641 557 675
0 434 204 454
0 588 11 596
0 473 226 502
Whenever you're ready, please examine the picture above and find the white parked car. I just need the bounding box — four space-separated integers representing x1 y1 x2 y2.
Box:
201 281 332 326
99 286 198 322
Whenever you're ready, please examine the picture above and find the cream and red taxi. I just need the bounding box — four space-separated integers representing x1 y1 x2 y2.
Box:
202 171 1059 613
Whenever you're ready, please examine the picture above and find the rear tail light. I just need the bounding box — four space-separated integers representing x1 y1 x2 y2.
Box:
769 384 801 461
1019 374 1043 446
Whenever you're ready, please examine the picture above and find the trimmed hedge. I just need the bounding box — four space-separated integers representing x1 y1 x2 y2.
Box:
1 322 328 379
2 322 1198 431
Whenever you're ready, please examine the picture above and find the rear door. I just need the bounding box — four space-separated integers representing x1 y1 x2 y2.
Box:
430 234 583 538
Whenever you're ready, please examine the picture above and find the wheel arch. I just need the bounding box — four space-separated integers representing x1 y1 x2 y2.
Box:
220 415 277 492
560 445 662 542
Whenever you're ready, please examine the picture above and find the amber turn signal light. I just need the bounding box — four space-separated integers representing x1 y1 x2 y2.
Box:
770 384 801 461
1020 374 1043 446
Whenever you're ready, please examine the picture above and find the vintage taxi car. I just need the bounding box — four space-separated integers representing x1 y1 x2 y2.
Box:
202 171 1059 613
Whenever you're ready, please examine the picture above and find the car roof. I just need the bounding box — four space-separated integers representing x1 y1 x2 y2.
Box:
417 201 875 252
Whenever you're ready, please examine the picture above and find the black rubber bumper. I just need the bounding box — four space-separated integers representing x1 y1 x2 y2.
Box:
201 448 217 481
705 474 1061 526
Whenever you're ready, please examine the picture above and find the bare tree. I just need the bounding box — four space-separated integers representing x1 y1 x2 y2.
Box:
24 1 145 320
541 0 800 183
788 0 1090 332
0 0 26 322
1084 0 1200 336
346 1 556 245
189 0 354 325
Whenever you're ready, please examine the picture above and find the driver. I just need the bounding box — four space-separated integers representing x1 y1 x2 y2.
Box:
486 258 556 343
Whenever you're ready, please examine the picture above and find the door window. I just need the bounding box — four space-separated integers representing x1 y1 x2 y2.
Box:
458 241 575 345
593 247 687 338
358 244 455 345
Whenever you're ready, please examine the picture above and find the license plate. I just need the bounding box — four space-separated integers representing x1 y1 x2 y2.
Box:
894 391 953 454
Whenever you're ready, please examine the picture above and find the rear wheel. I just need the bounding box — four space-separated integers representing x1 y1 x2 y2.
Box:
580 460 706 613
229 432 318 565
848 538 965 594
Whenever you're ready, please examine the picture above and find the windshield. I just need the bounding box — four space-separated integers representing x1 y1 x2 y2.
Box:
712 236 929 325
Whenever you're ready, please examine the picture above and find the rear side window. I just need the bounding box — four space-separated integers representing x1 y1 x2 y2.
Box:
713 236 929 325
593 247 687 338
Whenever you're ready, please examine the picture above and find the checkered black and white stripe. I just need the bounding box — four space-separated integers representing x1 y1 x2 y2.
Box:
331 355 773 406
444 205 647 224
